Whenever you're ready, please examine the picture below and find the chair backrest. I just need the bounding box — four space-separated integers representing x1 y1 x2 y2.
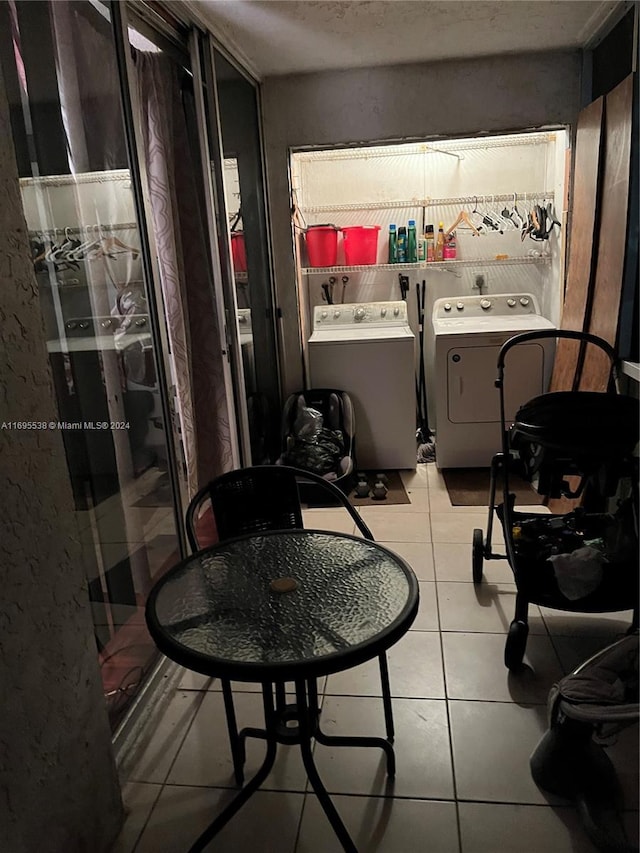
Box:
185 464 373 552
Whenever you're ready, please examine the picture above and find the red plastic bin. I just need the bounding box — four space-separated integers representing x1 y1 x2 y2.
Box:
305 224 339 267
231 232 247 272
342 225 381 265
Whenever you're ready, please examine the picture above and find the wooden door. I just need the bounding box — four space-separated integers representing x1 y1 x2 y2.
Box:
550 97 604 391
579 74 634 391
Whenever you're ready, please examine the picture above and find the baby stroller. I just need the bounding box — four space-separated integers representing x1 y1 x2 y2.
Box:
472 329 639 670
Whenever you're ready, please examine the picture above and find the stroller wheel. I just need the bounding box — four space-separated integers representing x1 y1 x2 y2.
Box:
504 620 529 670
472 529 484 584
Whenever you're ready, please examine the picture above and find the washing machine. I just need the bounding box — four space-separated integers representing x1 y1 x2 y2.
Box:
237 308 256 396
308 301 416 469
431 293 556 469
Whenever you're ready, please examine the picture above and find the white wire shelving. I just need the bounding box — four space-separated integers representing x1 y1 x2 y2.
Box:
299 191 555 216
301 255 551 275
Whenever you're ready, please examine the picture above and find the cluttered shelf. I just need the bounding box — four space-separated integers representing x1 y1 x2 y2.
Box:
298 191 555 215
301 255 551 275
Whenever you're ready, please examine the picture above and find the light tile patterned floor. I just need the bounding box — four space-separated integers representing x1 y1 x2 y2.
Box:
114 465 638 853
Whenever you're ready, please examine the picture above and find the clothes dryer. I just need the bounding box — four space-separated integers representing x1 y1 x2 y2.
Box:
430 293 556 468
308 301 416 469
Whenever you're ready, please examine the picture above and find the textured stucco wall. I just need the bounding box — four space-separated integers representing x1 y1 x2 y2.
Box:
261 50 582 396
0 69 123 852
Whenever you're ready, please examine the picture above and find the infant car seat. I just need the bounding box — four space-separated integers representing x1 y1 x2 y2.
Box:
277 389 355 499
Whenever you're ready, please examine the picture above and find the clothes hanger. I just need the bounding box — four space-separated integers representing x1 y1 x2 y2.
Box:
51 227 78 262
531 204 541 232
469 197 487 233
445 208 481 237
546 200 561 231
528 196 549 241
229 207 243 233
520 194 534 241
99 234 140 257
479 196 504 233
60 226 75 249
540 198 561 238
502 193 522 229
66 227 102 261
491 195 515 231
511 193 524 228
31 236 47 265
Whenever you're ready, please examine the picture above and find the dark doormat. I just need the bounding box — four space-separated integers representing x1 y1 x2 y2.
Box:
304 470 411 508
442 468 544 507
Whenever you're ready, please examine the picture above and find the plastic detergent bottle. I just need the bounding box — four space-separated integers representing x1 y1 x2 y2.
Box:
443 231 457 260
396 226 407 263
407 220 417 263
435 222 445 261
425 225 435 261
388 224 397 263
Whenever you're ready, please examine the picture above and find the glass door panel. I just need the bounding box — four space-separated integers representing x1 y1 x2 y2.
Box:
2 0 181 730
204 43 282 464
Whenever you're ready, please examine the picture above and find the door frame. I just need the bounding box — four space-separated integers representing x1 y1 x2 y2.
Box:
189 29 250 465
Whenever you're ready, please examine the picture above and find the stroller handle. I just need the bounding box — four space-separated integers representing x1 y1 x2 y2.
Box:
495 329 618 389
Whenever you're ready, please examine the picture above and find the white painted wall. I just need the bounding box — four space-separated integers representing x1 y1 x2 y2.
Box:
293 132 567 323
261 50 583 397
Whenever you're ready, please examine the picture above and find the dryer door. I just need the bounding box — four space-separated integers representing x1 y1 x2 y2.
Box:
447 343 545 423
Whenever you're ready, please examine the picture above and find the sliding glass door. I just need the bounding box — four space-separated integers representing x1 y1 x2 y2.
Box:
2 0 280 731
194 34 282 465
1 0 184 730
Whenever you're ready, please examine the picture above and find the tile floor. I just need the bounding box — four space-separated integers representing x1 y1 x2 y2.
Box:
113 464 638 852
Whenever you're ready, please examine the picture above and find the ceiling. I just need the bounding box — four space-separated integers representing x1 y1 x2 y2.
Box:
187 0 623 78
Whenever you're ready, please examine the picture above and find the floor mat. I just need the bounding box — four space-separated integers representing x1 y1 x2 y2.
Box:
442 467 544 507
304 470 411 508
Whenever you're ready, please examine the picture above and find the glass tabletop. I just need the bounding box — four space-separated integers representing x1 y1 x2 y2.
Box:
147 529 419 681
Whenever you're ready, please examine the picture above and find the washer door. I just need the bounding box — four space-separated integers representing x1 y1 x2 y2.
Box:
447 343 545 423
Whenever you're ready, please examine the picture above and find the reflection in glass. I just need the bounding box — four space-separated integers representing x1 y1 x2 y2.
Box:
214 51 281 464
3 0 179 729
132 43 233 497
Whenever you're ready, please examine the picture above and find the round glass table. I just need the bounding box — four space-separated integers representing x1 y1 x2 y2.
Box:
146 529 419 853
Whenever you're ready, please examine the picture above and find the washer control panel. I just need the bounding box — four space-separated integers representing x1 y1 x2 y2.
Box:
314 301 408 329
237 308 252 333
433 293 541 321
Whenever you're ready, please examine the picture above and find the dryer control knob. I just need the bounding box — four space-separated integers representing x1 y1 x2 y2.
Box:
507 298 516 307
480 299 491 310
321 311 328 319
354 306 366 321
520 296 530 306
333 310 341 319
456 302 464 311
393 306 400 316
380 307 387 317
444 303 452 311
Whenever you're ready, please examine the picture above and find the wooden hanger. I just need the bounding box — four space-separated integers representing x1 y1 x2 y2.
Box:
445 209 481 237
99 235 140 257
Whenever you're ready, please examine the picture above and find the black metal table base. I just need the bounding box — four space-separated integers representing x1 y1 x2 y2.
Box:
187 678 395 853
